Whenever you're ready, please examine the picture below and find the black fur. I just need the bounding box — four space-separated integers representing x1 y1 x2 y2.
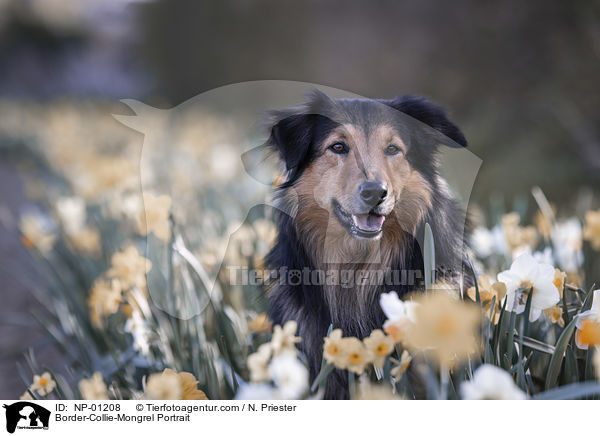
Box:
265 92 472 399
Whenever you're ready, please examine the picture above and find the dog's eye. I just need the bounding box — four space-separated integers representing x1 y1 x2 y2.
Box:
385 144 402 156
328 142 349 154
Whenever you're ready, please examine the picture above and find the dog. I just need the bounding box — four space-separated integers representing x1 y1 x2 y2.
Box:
265 90 471 399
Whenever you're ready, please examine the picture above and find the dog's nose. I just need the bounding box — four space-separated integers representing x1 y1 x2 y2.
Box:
359 181 387 207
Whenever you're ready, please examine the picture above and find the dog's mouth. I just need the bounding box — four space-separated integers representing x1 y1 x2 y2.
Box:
332 200 386 238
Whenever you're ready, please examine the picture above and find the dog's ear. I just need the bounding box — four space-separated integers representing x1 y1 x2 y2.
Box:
386 96 467 148
269 112 316 171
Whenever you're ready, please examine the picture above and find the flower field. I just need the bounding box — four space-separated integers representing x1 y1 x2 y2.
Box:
2 100 600 400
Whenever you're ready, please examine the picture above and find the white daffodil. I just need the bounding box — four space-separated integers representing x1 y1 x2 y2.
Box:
551 218 584 273
235 383 277 400
55 196 86 235
30 372 57 396
471 225 507 258
269 354 309 399
461 364 527 400
497 253 559 322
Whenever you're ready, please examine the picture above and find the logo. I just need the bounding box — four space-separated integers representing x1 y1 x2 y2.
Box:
3 402 50 434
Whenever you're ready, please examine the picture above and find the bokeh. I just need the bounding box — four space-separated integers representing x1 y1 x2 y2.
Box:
1 0 599 399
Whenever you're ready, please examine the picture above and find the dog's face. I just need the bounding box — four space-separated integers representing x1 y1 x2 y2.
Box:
269 91 466 247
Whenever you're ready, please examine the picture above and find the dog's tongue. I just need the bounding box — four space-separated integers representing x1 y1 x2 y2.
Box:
352 213 385 232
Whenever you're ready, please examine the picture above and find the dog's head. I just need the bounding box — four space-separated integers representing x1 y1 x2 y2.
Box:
268 91 467 248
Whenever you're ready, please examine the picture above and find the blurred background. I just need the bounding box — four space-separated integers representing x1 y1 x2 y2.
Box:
1 0 599 398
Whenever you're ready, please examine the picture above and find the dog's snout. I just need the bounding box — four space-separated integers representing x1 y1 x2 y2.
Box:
359 181 388 207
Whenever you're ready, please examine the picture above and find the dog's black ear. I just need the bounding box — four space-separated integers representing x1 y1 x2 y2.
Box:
386 96 467 148
269 112 315 171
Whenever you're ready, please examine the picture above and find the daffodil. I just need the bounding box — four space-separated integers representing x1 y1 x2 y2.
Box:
460 364 526 400
583 210 600 250
339 337 374 375
390 351 412 382
380 291 418 343
270 320 301 356
269 354 309 399
19 213 56 253
247 313 272 333
323 329 346 368
247 343 272 383
136 193 171 242
88 278 122 327
31 372 56 396
497 253 560 322
67 227 101 256
363 329 395 368
145 370 182 400
79 372 109 400
575 290 600 350
470 226 507 258
466 275 506 323
163 369 208 400
404 291 480 369
19 391 34 400
107 246 152 291
552 219 583 273
501 212 538 257
543 305 565 327
352 380 401 400
55 196 86 235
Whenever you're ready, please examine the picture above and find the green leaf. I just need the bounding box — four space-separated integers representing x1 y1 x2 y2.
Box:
310 362 334 393
533 381 600 400
424 223 435 291
545 317 578 390
514 335 555 355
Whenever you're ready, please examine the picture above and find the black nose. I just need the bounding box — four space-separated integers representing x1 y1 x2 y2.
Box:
359 181 387 207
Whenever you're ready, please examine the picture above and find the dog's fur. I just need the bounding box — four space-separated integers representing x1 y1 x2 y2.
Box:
265 91 471 399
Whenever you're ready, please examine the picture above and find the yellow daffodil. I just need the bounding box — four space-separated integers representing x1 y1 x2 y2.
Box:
163 369 208 400
270 320 301 356
31 372 56 396
501 212 538 256
583 210 600 250
88 278 122 328
136 193 171 242
19 214 56 253
404 291 481 369
363 329 395 368
543 305 565 327
79 372 109 400
67 227 101 256
467 275 507 323
553 268 567 299
145 371 181 400
247 313 272 333
107 246 152 291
